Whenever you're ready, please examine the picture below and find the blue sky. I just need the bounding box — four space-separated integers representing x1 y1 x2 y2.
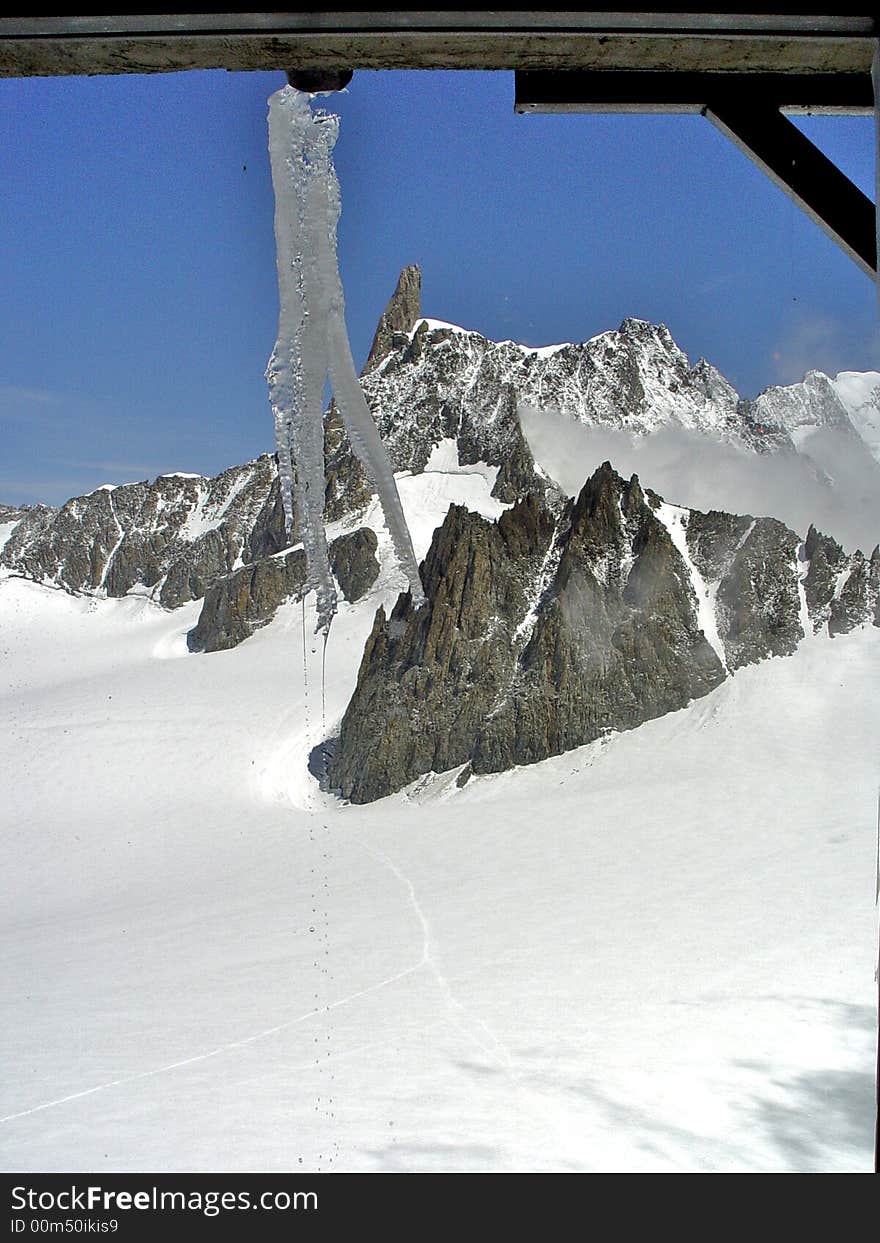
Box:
1 68 877 507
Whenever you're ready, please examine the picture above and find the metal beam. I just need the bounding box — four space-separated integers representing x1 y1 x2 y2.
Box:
704 99 877 278
515 69 875 114
515 67 877 279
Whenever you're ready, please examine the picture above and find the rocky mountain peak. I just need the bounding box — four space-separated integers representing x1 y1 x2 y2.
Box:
363 264 422 372
618 316 676 348
751 368 852 436
328 461 738 803
3 272 879 763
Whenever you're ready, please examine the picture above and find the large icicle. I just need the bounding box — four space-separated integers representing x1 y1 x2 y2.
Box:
265 85 424 633
266 87 337 629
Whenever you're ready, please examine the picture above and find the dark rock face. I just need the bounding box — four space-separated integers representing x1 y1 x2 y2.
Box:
190 527 379 653
460 383 548 502
829 550 870 637
365 331 560 502
802 524 849 632
714 518 803 669
363 265 422 373
685 507 815 671
190 548 308 653
803 532 880 639
322 401 373 521
329 453 880 802
796 525 880 639
329 528 380 606
243 476 289 565
684 509 754 583
329 464 729 804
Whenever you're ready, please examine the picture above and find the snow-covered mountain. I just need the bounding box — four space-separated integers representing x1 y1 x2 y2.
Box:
752 368 880 447
0 406 371 611
330 462 879 802
2 268 879 1170
1 462 277 607
364 268 880 469
1 265 878 800
1 485 877 1172
3 267 878 618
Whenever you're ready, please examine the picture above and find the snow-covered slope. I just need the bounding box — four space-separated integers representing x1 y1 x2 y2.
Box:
833 370 880 461
1 458 877 1173
2 268 878 1171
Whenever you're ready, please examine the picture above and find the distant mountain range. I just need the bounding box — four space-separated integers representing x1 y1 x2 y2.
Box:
2 266 878 801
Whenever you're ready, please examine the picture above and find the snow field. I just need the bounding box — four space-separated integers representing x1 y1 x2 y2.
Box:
1 462 878 1173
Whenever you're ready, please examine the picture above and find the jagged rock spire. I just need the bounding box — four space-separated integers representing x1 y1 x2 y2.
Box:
363 264 421 372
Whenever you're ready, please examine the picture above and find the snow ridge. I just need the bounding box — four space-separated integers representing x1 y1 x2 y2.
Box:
366 312 880 476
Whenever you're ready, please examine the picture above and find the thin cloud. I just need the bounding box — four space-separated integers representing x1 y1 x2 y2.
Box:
0 385 64 419
770 314 880 389
71 460 154 477
519 403 880 554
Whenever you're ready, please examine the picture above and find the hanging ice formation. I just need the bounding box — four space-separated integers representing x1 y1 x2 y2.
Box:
265 84 425 634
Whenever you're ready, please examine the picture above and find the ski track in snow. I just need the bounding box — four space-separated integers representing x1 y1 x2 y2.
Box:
0 961 426 1126
348 835 514 1073
345 833 600 1147
3 816 538 1132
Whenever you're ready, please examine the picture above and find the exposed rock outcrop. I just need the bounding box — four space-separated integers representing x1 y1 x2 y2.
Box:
800 525 880 638
189 527 379 653
329 456 879 802
802 523 848 627
329 464 732 803
189 546 308 654
714 519 802 669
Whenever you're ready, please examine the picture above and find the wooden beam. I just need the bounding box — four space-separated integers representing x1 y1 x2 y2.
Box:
1 12 876 78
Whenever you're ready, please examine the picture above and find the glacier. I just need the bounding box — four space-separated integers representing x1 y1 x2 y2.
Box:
2 532 878 1171
265 85 424 633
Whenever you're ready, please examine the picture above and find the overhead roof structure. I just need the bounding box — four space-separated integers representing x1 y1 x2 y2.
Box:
0 11 875 77
1 11 876 276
